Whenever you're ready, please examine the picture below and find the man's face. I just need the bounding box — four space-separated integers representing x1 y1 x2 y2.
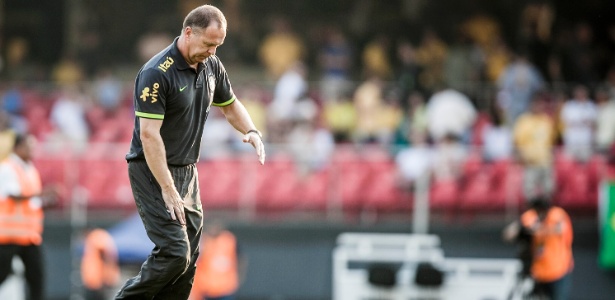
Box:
573 86 588 100
531 100 546 113
16 135 36 161
185 23 226 65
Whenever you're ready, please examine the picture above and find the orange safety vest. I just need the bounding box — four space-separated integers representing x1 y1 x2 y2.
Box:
81 228 120 290
521 206 574 282
191 231 239 298
0 157 43 246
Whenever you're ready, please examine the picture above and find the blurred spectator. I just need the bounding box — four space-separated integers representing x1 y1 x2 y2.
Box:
49 85 91 152
484 37 512 83
352 76 385 143
561 22 599 86
497 52 545 126
431 133 467 182
0 111 15 160
461 13 501 51
505 197 574 300
391 91 428 151
200 108 235 160
547 89 568 144
559 84 597 162
190 219 246 300
513 95 556 200
1 86 23 116
482 106 513 162
361 34 393 80
406 91 429 136
594 87 615 153
460 13 505 84
258 17 305 80
415 29 448 91
524 198 574 300
518 1 555 78
322 97 356 143
206 92 267 158
80 228 120 300
444 31 484 93
318 27 353 103
425 88 477 143
1 37 44 82
0 85 28 134
50 54 86 86
377 92 404 145
136 30 174 64
267 61 308 143
395 129 432 192
287 103 335 177
395 40 423 111
92 68 124 116
546 53 565 87
0 133 55 300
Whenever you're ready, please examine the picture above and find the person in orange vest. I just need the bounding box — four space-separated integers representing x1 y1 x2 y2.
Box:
504 196 574 300
81 227 121 300
0 133 48 300
189 220 246 300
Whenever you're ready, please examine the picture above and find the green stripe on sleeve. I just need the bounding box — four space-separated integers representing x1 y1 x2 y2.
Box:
135 111 165 119
212 96 236 107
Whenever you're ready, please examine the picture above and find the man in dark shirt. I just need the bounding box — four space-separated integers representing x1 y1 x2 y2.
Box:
116 5 265 299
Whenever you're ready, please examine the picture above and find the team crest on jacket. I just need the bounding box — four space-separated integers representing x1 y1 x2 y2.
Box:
207 75 216 92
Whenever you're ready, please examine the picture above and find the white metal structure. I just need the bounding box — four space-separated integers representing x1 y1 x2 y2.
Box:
333 233 522 300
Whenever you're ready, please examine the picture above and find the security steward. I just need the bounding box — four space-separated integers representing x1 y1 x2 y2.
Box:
520 198 574 300
190 220 245 300
115 5 265 300
81 228 120 300
0 133 45 300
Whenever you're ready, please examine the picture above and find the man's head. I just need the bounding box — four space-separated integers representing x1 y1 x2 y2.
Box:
13 133 36 162
529 93 547 114
529 196 551 220
179 5 227 65
572 84 589 101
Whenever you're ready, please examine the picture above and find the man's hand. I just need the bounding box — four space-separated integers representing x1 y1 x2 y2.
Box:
243 131 266 165
161 187 186 225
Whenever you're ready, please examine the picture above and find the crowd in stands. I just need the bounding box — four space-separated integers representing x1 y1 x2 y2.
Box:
1 1 615 212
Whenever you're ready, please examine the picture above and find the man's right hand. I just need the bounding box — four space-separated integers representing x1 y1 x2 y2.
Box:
161 187 186 225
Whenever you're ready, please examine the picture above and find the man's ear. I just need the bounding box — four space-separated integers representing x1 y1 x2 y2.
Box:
184 27 194 39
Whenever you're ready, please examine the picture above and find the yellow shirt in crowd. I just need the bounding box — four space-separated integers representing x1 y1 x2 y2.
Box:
513 113 555 166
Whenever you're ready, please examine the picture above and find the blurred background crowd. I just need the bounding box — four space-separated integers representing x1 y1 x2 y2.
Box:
1 0 615 156
1 0 615 215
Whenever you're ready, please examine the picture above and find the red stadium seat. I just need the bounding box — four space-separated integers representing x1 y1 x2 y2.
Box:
429 179 459 210
295 169 331 211
25 105 53 139
335 160 370 211
463 151 484 177
458 159 522 212
459 165 498 210
554 162 596 210
362 161 408 212
34 157 71 207
252 156 299 211
77 159 133 209
198 159 242 209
